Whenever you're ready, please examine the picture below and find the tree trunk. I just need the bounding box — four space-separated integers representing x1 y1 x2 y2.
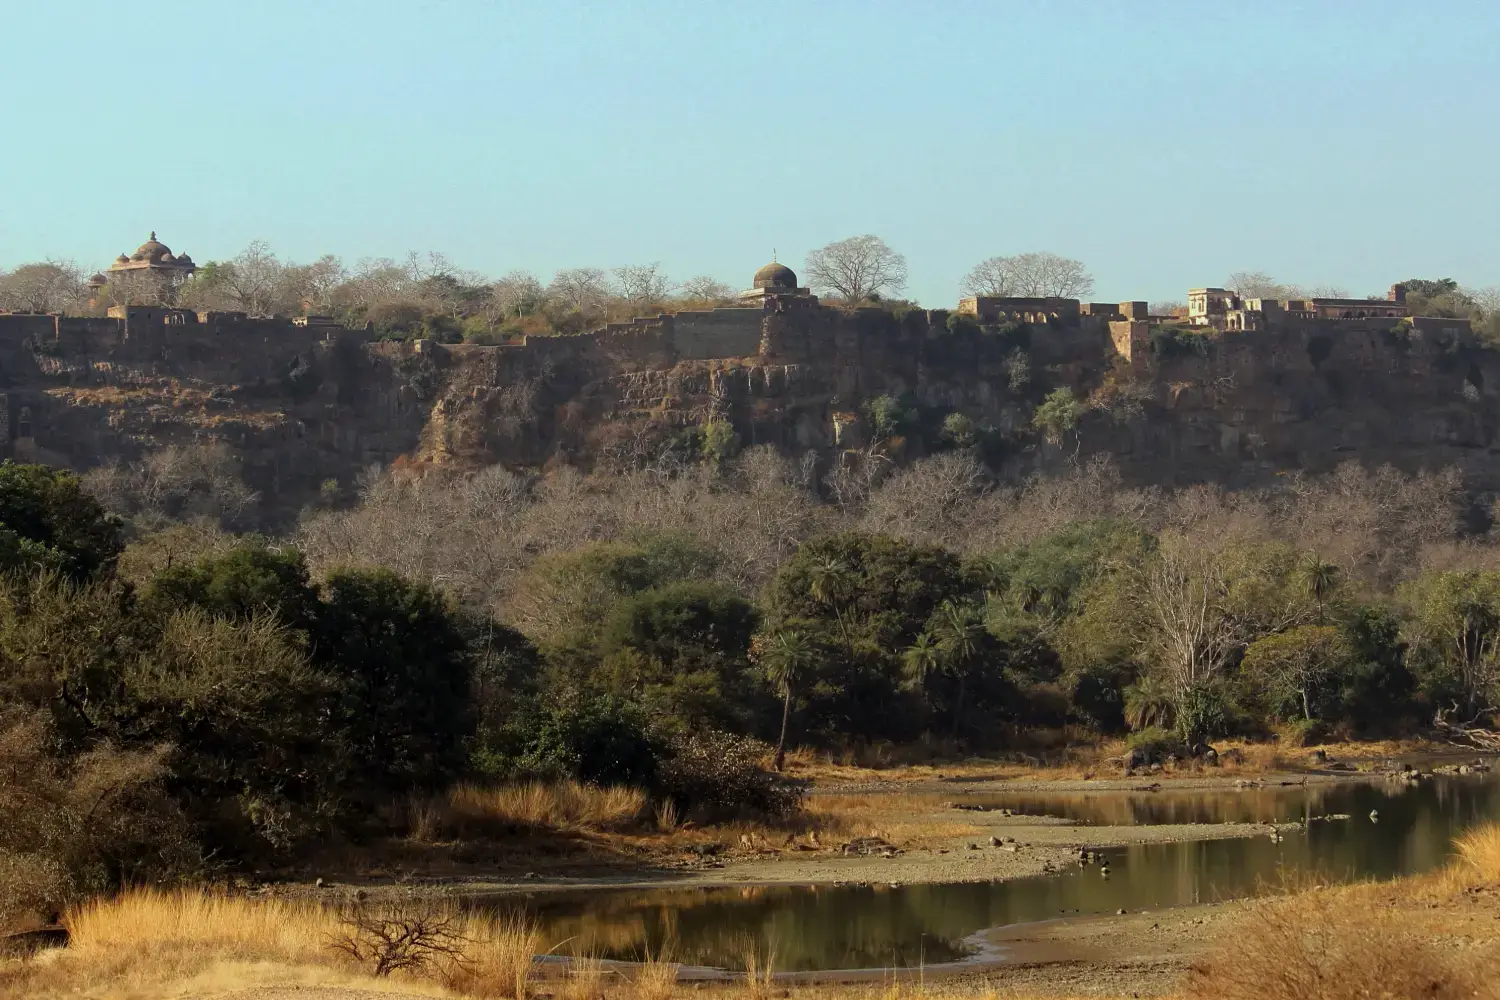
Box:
774 686 792 772
1301 682 1312 723
951 671 967 742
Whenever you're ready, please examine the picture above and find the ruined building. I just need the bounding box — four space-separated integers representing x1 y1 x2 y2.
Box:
0 247 1497 518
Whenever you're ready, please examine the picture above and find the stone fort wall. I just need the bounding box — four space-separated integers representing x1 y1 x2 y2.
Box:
1 289 1499 513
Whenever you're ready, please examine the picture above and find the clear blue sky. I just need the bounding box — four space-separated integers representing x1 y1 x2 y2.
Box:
2 0 1497 305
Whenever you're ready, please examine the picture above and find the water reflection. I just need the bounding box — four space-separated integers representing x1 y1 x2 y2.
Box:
482 773 1500 972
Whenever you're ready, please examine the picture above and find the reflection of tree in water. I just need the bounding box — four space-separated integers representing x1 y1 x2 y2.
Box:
479 777 1500 972
496 883 973 970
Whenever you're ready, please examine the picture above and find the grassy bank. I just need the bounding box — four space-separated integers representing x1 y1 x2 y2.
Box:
7 823 1497 1000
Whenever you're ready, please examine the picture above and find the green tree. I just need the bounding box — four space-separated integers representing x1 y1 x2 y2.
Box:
1032 389 1083 448
0 462 123 583
142 541 320 631
1401 570 1500 717
127 609 347 851
317 568 475 791
1241 624 1353 722
700 419 740 465
940 412 976 449
596 581 760 732
806 555 854 640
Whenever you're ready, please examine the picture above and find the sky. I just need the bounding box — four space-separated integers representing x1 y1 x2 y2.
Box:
1 0 1498 306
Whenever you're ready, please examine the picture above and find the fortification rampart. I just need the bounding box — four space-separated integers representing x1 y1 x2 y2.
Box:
2 273 1500 517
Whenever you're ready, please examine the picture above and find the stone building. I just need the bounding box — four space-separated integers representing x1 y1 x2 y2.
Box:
88 232 198 304
1189 283 1410 332
739 259 812 302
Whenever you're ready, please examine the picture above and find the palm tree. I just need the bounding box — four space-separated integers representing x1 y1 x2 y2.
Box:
807 556 854 642
1297 554 1341 624
902 632 941 688
930 599 987 739
759 629 816 771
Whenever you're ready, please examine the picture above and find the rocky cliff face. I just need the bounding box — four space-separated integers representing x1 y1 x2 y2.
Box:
1 302 1496 522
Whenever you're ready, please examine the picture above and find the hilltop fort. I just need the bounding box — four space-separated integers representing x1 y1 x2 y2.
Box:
0 235 1491 516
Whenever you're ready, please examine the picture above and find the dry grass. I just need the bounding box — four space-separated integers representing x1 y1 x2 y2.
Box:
0 888 540 1000
1454 822 1500 882
435 781 648 838
439 910 541 999
805 794 979 846
561 954 609 1000
1183 885 1495 1000
742 946 776 1000
628 948 678 1000
1186 820 1500 1000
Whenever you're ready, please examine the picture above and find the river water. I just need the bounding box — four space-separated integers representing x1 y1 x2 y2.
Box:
485 770 1500 972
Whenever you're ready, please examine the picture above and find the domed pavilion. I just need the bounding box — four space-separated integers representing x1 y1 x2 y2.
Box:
740 257 810 302
107 232 197 280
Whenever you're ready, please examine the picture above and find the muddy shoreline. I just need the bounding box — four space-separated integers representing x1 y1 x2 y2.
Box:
309 769 1370 901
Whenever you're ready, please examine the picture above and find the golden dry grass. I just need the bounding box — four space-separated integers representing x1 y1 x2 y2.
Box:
1454 821 1500 881
437 781 648 837
560 954 609 1000
1186 820 1500 1000
804 794 979 846
627 949 678 1000
0 888 541 1000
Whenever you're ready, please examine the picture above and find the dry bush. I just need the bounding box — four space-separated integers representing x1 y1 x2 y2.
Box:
656 731 804 821
443 781 647 836
1184 884 1493 1000
298 448 829 618
0 717 196 929
84 442 260 530
332 902 468 978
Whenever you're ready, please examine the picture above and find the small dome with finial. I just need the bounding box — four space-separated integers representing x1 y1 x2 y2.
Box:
753 260 798 291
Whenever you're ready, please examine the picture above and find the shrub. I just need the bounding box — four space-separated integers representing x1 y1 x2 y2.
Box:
1124 726 1184 764
514 696 661 788
700 419 740 464
0 717 198 925
0 462 123 583
656 730 803 821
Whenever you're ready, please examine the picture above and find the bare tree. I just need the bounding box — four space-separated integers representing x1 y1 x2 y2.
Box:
332 903 469 978
961 253 1094 298
0 261 87 313
1226 271 1348 300
208 241 289 316
100 268 176 308
613 263 673 308
280 254 347 314
488 270 545 321
679 275 736 303
1131 532 1244 701
804 235 907 303
1226 271 1284 298
548 267 611 315
330 257 416 312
